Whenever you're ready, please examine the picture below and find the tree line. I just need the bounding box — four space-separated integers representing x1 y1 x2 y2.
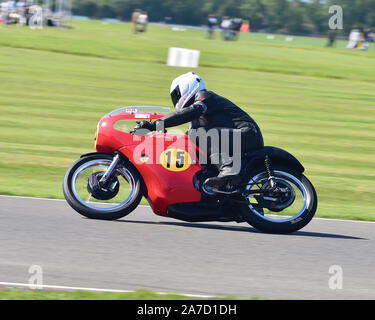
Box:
72 0 375 35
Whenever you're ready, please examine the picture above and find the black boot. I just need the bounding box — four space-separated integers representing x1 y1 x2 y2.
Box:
204 175 241 190
204 153 241 191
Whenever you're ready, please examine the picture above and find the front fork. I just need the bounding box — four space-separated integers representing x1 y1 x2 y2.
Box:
99 153 121 187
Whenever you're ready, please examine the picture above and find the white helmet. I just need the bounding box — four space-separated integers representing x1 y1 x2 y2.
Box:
170 72 207 111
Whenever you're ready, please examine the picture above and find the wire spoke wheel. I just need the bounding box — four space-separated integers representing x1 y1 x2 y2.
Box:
71 159 136 211
63 154 143 220
242 166 318 234
247 170 309 223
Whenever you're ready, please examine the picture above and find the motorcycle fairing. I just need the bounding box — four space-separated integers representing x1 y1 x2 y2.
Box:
93 107 203 216
119 134 203 216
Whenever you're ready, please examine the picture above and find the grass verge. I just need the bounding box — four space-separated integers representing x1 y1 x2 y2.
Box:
0 288 249 300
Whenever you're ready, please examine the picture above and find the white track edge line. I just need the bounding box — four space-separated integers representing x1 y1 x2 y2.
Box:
0 282 215 298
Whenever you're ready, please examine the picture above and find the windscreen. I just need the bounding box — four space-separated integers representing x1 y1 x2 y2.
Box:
106 106 171 117
109 106 171 134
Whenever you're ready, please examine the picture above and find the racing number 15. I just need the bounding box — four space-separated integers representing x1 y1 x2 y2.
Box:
160 149 192 172
165 150 185 169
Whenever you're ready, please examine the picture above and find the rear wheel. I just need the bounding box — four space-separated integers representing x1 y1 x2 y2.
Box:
241 166 317 234
63 154 143 220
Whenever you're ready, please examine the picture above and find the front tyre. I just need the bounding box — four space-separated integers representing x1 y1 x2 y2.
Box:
242 166 318 234
63 154 143 220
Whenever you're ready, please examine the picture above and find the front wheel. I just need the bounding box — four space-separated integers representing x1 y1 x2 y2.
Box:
63 154 143 220
241 166 318 234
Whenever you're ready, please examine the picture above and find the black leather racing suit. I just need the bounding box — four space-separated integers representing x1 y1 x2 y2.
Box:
155 90 264 186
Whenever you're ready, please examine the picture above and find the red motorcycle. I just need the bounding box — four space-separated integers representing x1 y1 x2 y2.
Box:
63 106 317 234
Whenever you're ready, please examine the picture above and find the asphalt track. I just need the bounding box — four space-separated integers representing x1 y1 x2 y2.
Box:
0 195 374 299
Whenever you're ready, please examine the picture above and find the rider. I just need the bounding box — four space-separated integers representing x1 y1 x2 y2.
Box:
136 72 264 190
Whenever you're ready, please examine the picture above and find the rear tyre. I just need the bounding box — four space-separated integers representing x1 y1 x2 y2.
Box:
63 154 143 220
241 166 318 234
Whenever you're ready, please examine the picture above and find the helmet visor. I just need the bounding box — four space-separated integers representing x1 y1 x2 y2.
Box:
170 86 181 107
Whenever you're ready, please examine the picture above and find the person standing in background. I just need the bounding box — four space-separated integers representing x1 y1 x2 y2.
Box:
0 2 8 26
207 14 218 39
136 11 148 33
16 1 27 26
131 8 141 33
326 29 336 47
363 28 371 51
232 18 243 40
221 16 232 41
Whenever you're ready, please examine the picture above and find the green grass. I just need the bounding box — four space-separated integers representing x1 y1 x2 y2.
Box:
0 20 374 220
0 288 245 300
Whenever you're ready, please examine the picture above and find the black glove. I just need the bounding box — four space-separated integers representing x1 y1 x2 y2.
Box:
131 121 156 137
134 121 156 131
